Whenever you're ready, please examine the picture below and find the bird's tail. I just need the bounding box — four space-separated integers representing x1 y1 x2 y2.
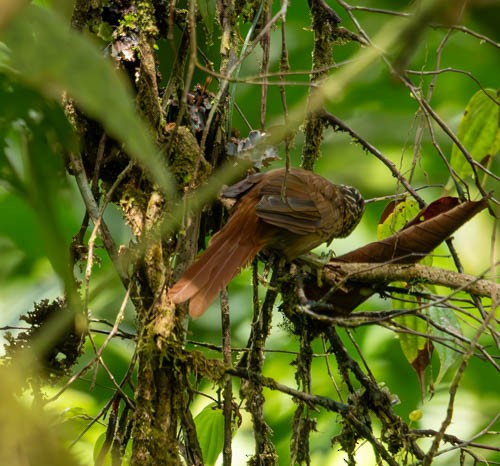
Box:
169 211 263 318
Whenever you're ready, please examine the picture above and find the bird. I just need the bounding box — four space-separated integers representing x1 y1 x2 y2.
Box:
168 167 364 318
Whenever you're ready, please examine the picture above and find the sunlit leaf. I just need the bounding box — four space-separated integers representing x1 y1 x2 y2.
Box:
393 293 432 391
429 306 462 385
379 205 434 389
448 88 500 184
376 193 468 387
377 197 433 266
377 198 420 240
396 311 428 365
409 409 422 422
194 403 225 465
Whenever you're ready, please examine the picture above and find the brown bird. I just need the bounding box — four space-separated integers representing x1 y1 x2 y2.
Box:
169 168 364 318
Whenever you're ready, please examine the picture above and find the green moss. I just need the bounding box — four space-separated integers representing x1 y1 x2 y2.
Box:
135 0 159 36
163 125 212 189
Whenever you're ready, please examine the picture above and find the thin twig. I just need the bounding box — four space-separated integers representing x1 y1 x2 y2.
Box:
220 288 233 466
48 286 134 406
320 110 426 206
69 151 129 286
422 291 499 464
227 367 349 413
347 5 500 48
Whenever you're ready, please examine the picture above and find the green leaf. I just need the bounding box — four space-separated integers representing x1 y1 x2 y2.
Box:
409 409 422 422
377 197 434 266
377 198 420 240
429 306 462 385
0 74 77 287
448 88 500 183
197 0 216 34
379 199 434 386
392 291 432 394
395 297 429 366
194 403 225 466
93 431 112 466
0 5 174 196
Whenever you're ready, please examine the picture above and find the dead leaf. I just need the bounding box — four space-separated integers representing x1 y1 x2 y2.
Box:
303 197 489 315
411 340 434 399
335 197 487 264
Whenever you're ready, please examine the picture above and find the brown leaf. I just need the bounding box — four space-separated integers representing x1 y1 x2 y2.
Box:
378 199 400 225
303 197 489 316
412 340 434 399
402 196 459 229
334 197 487 264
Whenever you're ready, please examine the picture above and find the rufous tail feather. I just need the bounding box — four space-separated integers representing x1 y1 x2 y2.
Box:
169 212 262 318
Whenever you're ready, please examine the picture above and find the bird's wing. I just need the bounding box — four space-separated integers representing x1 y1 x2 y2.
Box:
255 171 330 235
255 195 320 234
222 172 264 199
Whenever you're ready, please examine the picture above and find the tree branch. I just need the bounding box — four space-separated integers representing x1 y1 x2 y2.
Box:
227 367 348 414
325 262 499 300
